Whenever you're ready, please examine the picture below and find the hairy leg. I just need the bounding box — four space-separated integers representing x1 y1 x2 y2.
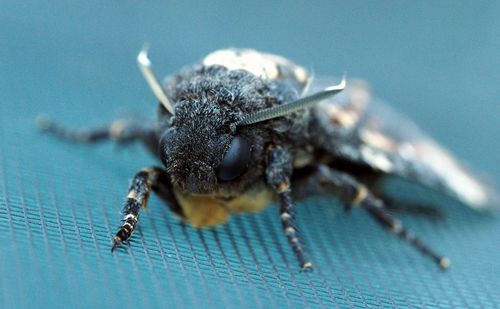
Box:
293 165 450 269
266 146 312 270
36 115 159 155
112 166 164 250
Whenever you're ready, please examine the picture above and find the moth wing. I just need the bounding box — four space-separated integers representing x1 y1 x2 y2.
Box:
308 76 499 210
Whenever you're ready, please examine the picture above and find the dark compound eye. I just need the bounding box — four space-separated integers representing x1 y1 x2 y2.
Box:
216 136 251 181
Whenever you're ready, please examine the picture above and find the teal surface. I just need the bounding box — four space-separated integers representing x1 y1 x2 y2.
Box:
1 1 500 308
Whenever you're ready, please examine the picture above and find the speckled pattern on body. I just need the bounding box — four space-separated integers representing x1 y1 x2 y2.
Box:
1 1 500 308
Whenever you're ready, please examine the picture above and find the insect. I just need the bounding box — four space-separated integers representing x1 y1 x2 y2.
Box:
37 48 498 271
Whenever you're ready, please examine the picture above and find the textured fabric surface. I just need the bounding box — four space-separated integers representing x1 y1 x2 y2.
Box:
2 1 500 308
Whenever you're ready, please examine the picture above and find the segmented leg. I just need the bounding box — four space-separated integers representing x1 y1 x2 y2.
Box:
111 166 164 251
293 165 450 269
361 195 450 268
36 114 159 155
267 146 312 270
365 176 446 219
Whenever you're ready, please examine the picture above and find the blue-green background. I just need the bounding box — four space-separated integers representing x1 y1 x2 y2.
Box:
1 1 500 308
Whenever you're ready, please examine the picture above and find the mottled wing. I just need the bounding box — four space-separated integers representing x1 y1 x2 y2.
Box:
309 77 499 210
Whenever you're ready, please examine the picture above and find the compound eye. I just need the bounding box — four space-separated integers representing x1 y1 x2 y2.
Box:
216 136 251 181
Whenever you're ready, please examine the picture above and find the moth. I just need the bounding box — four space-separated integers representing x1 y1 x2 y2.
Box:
38 48 498 270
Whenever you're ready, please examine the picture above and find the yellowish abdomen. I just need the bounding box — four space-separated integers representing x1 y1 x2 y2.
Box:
174 185 274 228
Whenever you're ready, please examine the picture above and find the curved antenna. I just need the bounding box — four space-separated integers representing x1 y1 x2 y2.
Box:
137 48 175 115
237 75 346 127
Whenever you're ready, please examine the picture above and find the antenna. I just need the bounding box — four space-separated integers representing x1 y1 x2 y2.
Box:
237 76 346 127
137 48 175 115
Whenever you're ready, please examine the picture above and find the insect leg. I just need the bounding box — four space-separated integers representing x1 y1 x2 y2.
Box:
111 166 164 251
266 146 312 270
151 171 185 219
364 177 445 219
361 195 450 268
36 115 158 155
295 165 450 269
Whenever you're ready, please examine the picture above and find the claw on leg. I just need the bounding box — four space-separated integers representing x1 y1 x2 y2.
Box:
359 193 451 269
293 165 450 269
111 236 123 252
